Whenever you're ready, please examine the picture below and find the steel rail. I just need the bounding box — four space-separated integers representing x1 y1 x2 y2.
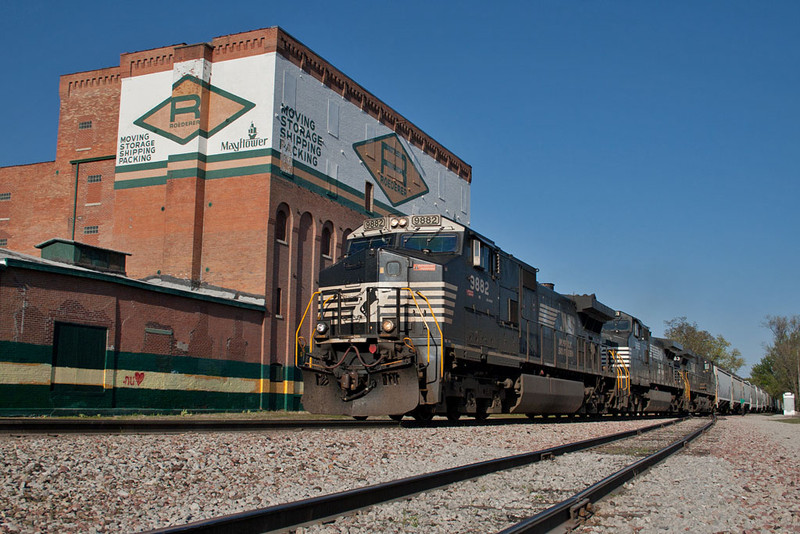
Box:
0 418 399 434
0 413 676 434
145 417 685 534
497 416 716 533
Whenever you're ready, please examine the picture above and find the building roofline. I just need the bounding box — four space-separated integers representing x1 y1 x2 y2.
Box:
105 26 471 182
269 27 471 182
0 252 265 311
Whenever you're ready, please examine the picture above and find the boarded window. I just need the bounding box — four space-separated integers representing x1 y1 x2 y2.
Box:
275 209 288 243
364 182 374 212
321 225 332 258
327 100 339 138
275 287 283 318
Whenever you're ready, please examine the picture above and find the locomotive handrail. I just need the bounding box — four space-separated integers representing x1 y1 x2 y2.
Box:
609 349 630 395
294 287 443 377
679 370 691 402
295 291 323 368
401 287 445 378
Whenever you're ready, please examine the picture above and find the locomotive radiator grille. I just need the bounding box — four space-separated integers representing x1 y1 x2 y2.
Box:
316 282 457 328
601 346 631 368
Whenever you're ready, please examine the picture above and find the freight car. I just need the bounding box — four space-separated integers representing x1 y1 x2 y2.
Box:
296 215 767 420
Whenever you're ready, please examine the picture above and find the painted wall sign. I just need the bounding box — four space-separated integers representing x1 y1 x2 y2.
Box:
353 133 429 206
133 75 255 145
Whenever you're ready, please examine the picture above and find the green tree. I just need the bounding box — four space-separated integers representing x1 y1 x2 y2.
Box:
663 316 745 373
750 354 783 398
751 315 800 399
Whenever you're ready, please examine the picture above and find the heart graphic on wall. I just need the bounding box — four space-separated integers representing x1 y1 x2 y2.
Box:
135 372 145 386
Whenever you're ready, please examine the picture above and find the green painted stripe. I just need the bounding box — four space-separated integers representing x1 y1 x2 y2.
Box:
112 148 402 215
285 156 401 215
0 340 51 364
0 383 303 414
167 168 206 180
205 164 270 180
115 351 262 378
112 387 262 410
1 340 299 382
279 166 402 217
0 385 57 411
168 152 206 163
206 148 271 163
114 175 168 189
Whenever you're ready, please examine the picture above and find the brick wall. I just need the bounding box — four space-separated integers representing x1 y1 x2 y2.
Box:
56 68 121 164
0 27 470 384
198 173 271 294
0 265 263 363
264 172 363 368
0 161 59 255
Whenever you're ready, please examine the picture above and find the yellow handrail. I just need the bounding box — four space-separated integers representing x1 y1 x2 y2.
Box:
680 370 691 401
401 288 445 378
293 286 444 378
295 290 322 367
610 349 630 395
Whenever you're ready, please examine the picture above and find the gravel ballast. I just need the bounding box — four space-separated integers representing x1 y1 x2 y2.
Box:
0 415 797 533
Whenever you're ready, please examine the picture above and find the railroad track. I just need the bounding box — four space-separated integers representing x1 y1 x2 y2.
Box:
0 417 396 434
0 412 671 434
144 416 713 533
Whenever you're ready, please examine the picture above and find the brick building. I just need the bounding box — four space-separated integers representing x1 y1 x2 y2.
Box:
0 27 471 413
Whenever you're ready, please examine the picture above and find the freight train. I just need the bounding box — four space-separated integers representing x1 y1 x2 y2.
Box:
296 214 770 420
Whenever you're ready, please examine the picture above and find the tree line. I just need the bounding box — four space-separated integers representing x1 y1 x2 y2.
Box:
663 315 799 401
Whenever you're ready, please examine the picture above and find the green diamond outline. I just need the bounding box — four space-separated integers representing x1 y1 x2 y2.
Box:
352 133 429 207
133 75 255 145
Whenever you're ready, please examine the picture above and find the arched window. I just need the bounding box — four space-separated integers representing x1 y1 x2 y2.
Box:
341 228 352 258
275 207 288 243
321 223 332 258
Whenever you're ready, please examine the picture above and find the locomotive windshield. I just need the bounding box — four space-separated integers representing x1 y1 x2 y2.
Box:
347 235 394 255
602 319 631 332
400 233 459 253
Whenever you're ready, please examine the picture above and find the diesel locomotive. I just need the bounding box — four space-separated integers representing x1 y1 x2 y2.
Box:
296 214 769 420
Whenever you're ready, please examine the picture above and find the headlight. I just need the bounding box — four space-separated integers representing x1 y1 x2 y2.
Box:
315 322 329 335
381 319 396 333
390 217 399 228
398 217 408 227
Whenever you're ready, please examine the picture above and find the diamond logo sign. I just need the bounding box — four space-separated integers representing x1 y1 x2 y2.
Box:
134 75 255 145
353 133 429 206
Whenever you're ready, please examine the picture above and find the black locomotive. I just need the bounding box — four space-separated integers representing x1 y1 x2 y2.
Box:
296 214 768 420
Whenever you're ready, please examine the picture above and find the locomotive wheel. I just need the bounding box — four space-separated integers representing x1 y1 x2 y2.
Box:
446 410 461 422
473 402 489 421
389 414 404 421
412 405 435 422
353 416 368 421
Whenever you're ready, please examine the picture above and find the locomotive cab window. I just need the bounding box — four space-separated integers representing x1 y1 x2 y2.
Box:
603 319 630 332
401 233 458 253
471 239 492 270
347 235 394 255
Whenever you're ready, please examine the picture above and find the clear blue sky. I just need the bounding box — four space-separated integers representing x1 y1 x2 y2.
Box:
2 1 798 376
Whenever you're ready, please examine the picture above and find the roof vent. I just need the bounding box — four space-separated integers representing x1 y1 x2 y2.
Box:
35 238 130 275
